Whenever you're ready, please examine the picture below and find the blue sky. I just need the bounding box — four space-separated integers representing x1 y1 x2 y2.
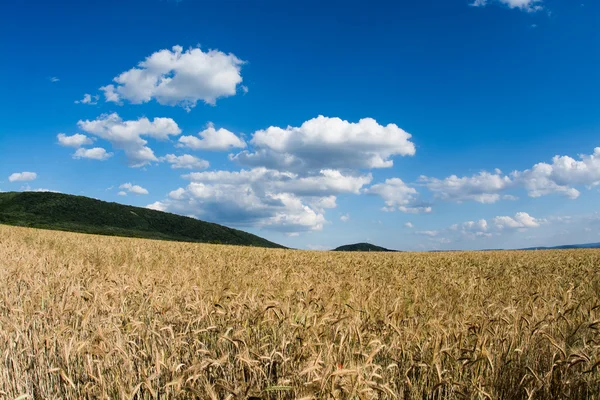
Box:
1 0 599 250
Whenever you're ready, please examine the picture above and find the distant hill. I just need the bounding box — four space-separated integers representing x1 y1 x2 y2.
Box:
520 243 600 250
333 242 396 252
0 192 284 248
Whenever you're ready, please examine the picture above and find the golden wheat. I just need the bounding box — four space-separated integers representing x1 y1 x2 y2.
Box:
1 224 599 399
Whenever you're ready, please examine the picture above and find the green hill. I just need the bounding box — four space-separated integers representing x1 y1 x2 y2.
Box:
0 191 284 248
333 242 395 252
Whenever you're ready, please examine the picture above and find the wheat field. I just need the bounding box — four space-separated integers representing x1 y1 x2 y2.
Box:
1 224 600 399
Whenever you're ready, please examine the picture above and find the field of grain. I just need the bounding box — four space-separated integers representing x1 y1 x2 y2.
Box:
1 224 600 399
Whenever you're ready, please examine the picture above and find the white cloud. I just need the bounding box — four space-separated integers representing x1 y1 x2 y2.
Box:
501 0 543 11
404 222 414 228
399 205 433 214
364 178 430 214
340 213 350 222
184 168 371 197
146 201 167 212
57 133 93 148
233 116 415 172
73 147 113 160
101 85 120 103
31 188 59 193
183 168 285 186
421 147 600 203
450 219 492 238
19 185 59 193
49 77 59 83
420 171 513 204
117 191 127 196
464 219 489 232
470 0 543 12
178 123 246 151
440 212 542 243
75 94 99 105
159 181 327 233
78 113 181 167
307 195 337 213
149 167 371 233
100 45 244 110
161 154 209 169
493 212 543 229
9 172 37 182
514 162 581 200
272 170 372 196
119 183 149 195
514 149 600 199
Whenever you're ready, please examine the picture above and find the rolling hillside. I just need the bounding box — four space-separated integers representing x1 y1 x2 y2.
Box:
520 243 600 250
0 191 284 248
333 242 396 252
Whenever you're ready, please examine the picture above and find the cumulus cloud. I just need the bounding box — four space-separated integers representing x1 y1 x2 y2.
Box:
159 182 326 233
450 219 492 238
119 183 149 195
57 133 93 148
340 213 350 222
19 185 59 193
149 167 372 233
513 149 600 199
167 115 417 226
364 178 431 214
470 0 543 12
9 172 37 182
161 154 209 169
31 188 59 193
514 163 580 200
447 212 542 239
99 45 244 110
75 94 99 105
146 201 167 212
404 222 414 228
73 147 113 160
493 212 543 229
78 113 181 167
272 170 372 196
232 116 415 172
420 170 513 204
178 123 246 151
307 196 337 213
436 212 543 244
184 168 372 197
421 147 600 204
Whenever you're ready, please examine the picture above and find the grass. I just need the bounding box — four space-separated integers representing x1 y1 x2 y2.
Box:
1 224 600 399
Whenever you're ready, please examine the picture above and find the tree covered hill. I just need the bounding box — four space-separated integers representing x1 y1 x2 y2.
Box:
0 191 284 248
333 242 396 252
